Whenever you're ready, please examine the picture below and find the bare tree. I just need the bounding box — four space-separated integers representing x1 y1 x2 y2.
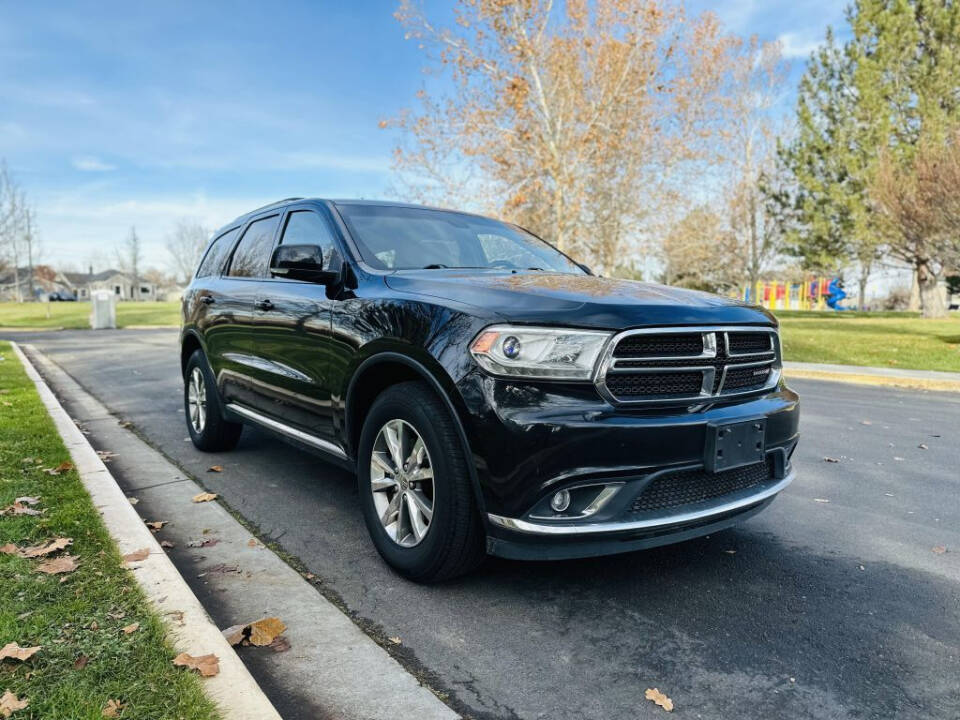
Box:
388 0 741 275
871 129 960 318
166 219 210 285
661 206 743 292
116 226 143 301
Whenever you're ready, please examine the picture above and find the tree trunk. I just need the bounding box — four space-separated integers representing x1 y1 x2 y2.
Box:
857 257 871 311
917 260 947 318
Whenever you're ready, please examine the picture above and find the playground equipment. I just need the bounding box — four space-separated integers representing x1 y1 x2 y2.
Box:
739 277 848 311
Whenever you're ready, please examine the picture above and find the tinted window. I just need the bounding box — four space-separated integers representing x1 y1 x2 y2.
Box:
336 204 583 273
279 211 336 268
227 215 280 278
196 227 239 278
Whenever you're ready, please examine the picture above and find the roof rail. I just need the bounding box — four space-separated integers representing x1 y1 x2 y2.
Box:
247 197 305 215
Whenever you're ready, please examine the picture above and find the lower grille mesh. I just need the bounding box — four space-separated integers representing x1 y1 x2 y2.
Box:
630 459 773 513
723 365 772 391
605 371 703 397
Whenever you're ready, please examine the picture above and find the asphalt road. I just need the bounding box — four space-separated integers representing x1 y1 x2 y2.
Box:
8 328 960 720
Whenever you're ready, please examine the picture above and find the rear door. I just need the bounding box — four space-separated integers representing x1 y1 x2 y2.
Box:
250 204 340 444
211 212 282 410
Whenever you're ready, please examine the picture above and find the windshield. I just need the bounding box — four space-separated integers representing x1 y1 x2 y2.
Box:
336 204 584 274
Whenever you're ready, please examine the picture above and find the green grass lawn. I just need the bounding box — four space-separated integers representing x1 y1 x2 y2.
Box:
0 342 219 720
0 301 180 330
776 311 960 372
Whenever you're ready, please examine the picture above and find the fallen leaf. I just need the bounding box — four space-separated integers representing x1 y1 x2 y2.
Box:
118 420 133 428
918 443 928 450
192 492 217 503
188 537 219 548
90 621 99 631
813 498 830 504
221 617 286 647
0 643 40 662
20 538 72 558
73 654 89 670
96 450 118 462
102 699 124 717
13 497 39 506
0 689 28 717
1 502 41 517
145 521 167 531
645 687 674 712
160 540 175 549
387 636 402 645
165 610 185 625
173 652 219 677
122 548 150 563
247 539 258 548
54 461 73 472
36 555 78 574
823 456 840 463
0 545 18 555
207 465 223 473
122 622 140 635
933 545 947 555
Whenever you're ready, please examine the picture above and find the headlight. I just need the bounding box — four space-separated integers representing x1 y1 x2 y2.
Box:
469 325 612 380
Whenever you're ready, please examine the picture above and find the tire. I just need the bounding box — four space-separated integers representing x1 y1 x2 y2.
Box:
357 381 486 582
183 349 243 452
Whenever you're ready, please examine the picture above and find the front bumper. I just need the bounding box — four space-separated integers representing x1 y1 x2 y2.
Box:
456 370 799 558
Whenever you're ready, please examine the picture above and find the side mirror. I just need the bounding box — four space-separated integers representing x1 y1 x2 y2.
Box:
577 263 593 276
270 244 339 284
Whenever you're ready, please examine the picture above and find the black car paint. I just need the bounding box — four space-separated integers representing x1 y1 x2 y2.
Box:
181 198 799 559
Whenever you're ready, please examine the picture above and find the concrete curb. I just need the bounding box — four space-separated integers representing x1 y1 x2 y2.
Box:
783 362 960 393
11 342 284 720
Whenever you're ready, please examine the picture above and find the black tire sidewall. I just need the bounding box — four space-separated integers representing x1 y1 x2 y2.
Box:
184 350 232 450
357 387 464 576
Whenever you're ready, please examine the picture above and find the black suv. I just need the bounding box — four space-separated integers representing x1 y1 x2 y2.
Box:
180 198 799 581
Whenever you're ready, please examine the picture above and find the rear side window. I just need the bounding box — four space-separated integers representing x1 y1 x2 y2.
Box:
279 211 337 268
196 227 239 278
227 215 281 278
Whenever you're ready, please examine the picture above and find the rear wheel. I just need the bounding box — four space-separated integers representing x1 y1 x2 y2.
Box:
184 349 242 452
358 382 486 582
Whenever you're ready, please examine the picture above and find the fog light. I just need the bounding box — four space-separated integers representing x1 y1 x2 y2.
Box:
550 489 571 513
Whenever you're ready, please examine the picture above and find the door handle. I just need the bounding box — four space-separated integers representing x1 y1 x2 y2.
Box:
200 295 215 305
255 299 275 311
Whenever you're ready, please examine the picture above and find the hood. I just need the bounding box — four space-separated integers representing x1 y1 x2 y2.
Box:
384 270 775 329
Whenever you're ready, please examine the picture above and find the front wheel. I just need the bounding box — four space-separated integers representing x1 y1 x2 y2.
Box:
357 382 486 582
184 350 243 452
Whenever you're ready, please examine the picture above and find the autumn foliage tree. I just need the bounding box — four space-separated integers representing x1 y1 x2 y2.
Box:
388 0 742 275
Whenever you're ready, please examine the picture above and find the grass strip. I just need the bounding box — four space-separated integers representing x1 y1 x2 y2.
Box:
0 341 218 720
0 302 180 330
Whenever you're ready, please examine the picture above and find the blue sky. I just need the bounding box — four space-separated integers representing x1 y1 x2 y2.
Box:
0 0 848 272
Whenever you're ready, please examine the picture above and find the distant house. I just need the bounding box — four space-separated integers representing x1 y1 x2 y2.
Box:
0 265 74 301
61 269 158 301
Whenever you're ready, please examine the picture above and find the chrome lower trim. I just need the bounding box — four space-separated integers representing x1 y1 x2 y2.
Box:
487 467 795 536
225 403 348 460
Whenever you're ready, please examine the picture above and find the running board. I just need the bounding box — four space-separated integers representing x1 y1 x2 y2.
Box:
225 403 349 461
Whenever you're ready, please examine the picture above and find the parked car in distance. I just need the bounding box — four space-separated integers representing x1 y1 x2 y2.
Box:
180 198 800 582
48 291 77 301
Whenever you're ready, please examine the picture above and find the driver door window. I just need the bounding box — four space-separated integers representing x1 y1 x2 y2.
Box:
279 211 336 269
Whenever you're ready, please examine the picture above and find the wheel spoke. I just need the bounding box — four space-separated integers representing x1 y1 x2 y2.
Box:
405 492 428 541
407 488 433 522
406 437 425 468
371 475 396 492
384 421 404 470
380 491 401 528
409 466 433 482
371 450 395 477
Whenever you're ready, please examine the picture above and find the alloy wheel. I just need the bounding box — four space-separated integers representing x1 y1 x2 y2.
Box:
370 419 435 547
187 366 207 434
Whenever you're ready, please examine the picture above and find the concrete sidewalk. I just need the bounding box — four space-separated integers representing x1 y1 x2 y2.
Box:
784 361 960 393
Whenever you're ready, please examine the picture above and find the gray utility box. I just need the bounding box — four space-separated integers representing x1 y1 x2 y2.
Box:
89 289 117 329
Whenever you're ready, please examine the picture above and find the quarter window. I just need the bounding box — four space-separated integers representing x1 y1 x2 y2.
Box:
279 211 336 268
227 215 281 278
197 227 239 278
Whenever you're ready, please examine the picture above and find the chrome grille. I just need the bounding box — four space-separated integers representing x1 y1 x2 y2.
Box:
595 326 780 405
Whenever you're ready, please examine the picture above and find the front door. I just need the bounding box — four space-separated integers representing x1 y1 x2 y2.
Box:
249 205 340 447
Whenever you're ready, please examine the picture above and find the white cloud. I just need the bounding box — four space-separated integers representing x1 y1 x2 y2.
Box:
72 155 116 172
777 32 823 59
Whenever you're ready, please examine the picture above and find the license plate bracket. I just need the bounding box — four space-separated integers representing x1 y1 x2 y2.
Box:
704 418 766 473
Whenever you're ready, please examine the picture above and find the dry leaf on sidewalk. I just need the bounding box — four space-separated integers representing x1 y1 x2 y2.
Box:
145 521 167 531
192 492 217 503
932 545 947 554
122 548 150 563
644 687 674 712
36 555 78 575
0 643 40 662
222 617 286 647
207 465 223 473
20 538 72 558
173 652 219 677
0 690 29 717
101 699 124 717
